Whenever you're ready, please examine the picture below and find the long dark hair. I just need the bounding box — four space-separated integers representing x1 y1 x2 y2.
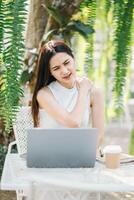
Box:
31 40 74 127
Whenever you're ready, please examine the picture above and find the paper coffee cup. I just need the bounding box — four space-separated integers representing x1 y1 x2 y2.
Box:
103 145 122 169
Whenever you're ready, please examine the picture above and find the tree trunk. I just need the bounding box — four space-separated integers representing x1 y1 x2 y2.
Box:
25 0 51 49
25 0 83 49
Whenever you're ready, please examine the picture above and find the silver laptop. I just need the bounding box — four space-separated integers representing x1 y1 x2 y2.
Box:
26 128 98 168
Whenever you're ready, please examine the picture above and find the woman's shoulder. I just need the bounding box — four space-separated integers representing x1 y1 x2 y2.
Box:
90 84 104 106
91 85 103 95
37 86 51 101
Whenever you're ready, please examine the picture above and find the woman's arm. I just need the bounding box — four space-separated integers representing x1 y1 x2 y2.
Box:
90 87 105 148
37 78 92 128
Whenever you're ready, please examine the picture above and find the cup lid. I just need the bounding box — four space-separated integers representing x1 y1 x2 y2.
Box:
103 145 122 154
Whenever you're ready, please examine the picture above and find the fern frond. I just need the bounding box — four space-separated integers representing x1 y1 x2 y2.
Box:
113 0 134 114
0 0 27 133
80 0 96 79
0 0 5 52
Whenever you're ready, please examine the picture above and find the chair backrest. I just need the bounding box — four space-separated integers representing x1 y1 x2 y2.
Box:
13 106 34 155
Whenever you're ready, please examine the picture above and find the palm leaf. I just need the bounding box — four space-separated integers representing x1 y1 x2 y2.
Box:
42 29 57 41
67 20 94 39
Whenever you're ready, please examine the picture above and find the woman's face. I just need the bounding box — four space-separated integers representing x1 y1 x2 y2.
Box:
49 52 76 88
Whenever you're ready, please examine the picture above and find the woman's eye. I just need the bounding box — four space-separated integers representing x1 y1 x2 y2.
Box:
64 61 69 65
53 68 59 71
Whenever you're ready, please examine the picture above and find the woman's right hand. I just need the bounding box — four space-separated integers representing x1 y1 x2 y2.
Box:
76 77 93 94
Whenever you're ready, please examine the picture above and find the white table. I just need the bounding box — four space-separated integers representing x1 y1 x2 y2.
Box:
1 154 134 200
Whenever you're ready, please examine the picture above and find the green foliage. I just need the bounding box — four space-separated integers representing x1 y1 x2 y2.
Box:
67 20 94 39
43 29 57 41
0 0 5 52
20 69 33 85
104 0 112 16
79 0 134 118
42 3 94 42
129 128 134 155
80 0 97 79
113 0 134 114
0 0 27 133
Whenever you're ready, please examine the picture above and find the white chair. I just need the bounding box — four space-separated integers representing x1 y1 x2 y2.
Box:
8 106 34 155
6 106 33 200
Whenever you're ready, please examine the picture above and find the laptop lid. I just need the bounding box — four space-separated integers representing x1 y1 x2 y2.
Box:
26 128 98 168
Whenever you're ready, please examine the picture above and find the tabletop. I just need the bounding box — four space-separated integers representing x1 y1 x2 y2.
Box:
1 153 134 193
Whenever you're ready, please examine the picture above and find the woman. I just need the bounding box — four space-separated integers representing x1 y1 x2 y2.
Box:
31 40 104 147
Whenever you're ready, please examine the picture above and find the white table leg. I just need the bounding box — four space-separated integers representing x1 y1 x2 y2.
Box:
97 192 101 200
16 189 25 200
16 183 33 200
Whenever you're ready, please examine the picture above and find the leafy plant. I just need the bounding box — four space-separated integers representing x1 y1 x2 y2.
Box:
0 0 5 52
0 0 27 133
112 0 134 114
79 0 134 118
42 3 94 43
80 0 97 79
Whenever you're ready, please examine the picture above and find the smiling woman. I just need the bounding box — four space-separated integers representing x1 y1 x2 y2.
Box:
31 40 104 147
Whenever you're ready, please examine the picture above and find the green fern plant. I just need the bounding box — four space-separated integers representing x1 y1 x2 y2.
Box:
80 0 134 118
80 0 97 80
0 0 5 83
0 0 5 52
0 0 27 133
113 0 134 115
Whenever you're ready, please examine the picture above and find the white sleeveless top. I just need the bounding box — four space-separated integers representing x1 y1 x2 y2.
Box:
39 81 90 128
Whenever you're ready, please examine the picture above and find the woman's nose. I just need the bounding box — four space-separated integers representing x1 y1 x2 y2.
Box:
61 66 68 75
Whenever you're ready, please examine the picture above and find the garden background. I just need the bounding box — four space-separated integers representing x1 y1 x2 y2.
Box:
0 0 134 199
